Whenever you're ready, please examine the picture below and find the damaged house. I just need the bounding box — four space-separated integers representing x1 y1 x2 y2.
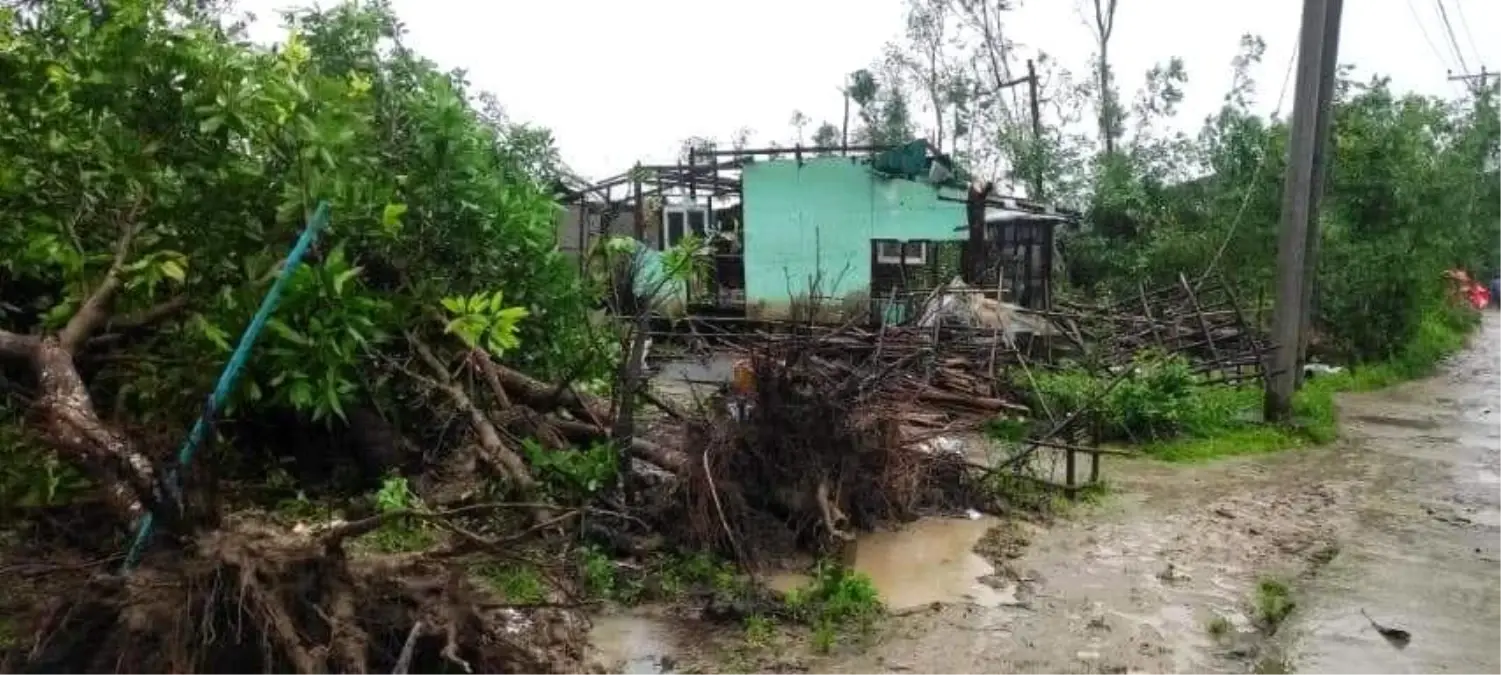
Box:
556 141 1079 327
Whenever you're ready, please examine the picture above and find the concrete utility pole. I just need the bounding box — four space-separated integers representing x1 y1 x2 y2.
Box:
1294 0 1345 388
1449 67 1498 95
1266 0 1342 421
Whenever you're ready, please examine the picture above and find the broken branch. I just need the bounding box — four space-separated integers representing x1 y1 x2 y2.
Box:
59 206 145 352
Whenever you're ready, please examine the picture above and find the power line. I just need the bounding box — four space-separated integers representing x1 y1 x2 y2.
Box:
1452 0 1484 70
1196 45 1300 286
1405 0 1454 72
1433 0 1471 74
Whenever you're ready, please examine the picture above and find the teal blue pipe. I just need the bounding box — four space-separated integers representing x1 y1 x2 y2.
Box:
120 201 332 572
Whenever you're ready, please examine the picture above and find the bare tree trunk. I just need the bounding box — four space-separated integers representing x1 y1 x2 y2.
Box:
1091 0 1120 156
611 312 651 496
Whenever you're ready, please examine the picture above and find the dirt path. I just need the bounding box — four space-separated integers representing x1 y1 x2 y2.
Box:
818 440 1357 673
809 313 1500 674
1278 314 1501 674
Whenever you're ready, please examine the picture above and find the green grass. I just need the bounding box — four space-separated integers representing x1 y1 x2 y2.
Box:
1206 614 1233 640
474 563 549 604
780 560 884 653
1141 309 1478 462
1254 577 1296 632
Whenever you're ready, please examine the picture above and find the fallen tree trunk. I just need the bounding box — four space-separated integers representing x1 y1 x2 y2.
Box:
0 331 163 530
406 335 539 494
484 360 612 425
551 417 689 475
916 385 1030 413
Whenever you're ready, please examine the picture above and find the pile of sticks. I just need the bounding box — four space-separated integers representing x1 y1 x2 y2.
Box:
1050 271 1270 383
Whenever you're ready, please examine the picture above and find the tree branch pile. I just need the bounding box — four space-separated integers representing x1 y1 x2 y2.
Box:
399 340 688 500
1049 271 1270 384
672 325 1020 566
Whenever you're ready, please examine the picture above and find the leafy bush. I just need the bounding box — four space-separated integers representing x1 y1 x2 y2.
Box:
0 0 612 467
1108 351 1198 439
1028 351 1199 442
781 560 883 652
521 439 617 502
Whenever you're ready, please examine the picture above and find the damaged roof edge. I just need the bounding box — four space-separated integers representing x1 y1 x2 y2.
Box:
934 185 1082 220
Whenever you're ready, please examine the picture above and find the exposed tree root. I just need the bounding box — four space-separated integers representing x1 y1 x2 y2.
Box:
4 517 595 674
675 340 991 566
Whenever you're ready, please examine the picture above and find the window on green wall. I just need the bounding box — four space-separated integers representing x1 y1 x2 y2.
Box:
877 240 928 265
662 205 709 249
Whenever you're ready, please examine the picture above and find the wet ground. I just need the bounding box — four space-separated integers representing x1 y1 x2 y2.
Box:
591 314 1501 673
1280 315 1501 674
807 453 1357 673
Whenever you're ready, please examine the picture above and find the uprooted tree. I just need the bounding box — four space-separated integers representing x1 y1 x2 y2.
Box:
0 0 645 671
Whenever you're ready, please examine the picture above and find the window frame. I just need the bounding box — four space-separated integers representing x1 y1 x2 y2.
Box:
662 204 710 249
876 240 928 265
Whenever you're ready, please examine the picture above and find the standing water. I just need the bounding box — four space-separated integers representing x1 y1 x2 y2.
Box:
769 516 1016 610
589 611 677 674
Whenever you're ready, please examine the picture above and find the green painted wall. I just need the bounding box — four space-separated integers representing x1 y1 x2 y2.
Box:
740 156 967 316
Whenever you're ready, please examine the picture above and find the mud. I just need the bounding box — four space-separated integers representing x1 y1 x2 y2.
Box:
1278 315 1501 674
811 448 1356 673
589 609 680 674
769 515 1016 610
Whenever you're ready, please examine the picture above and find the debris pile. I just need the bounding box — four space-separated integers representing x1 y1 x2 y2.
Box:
677 329 1000 565
1051 272 1269 382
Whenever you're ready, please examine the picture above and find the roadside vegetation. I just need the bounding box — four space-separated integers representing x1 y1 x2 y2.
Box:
1022 302 1483 463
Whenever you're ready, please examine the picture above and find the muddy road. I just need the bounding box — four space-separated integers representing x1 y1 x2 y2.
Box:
1280 313 1501 674
592 314 1500 674
811 441 1360 673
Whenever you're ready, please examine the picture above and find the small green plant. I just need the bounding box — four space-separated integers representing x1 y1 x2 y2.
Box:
1254 577 1296 632
579 545 617 599
1075 479 1111 504
0 441 92 510
743 614 775 647
677 551 728 584
273 489 336 522
476 563 548 604
983 416 1030 442
368 475 435 552
810 619 838 654
781 560 883 652
522 439 617 502
656 565 685 599
651 550 743 602
1206 615 1233 640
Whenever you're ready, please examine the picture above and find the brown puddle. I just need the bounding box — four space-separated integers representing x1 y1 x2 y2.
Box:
588 517 1012 673
589 611 676 674
769 515 1015 610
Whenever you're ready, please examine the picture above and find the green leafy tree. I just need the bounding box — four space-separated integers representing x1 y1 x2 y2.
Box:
0 0 608 516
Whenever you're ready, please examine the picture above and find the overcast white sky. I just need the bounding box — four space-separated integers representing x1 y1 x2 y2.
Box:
237 0 1499 182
